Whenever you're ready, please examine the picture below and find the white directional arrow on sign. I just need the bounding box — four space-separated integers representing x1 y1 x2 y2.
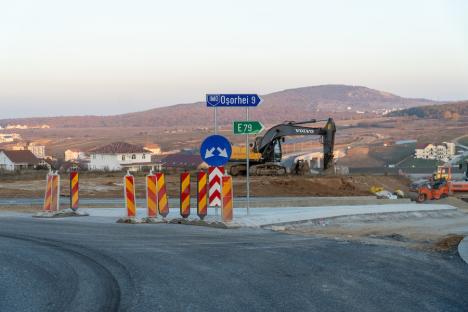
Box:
217 147 228 158
205 147 216 158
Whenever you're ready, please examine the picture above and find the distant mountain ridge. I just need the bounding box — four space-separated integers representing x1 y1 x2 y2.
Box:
1 85 440 128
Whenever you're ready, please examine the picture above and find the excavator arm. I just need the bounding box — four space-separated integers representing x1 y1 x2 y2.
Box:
254 118 336 170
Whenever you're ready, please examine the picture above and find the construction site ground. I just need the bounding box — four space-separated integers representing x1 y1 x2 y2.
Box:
0 172 467 258
0 173 411 198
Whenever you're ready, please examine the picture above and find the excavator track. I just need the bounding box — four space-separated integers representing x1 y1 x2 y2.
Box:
250 164 287 176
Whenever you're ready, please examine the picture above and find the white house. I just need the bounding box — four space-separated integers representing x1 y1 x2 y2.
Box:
88 142 158 171
415 142 456 162
0 150 40 171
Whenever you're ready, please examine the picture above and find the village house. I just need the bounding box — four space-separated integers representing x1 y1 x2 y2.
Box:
0 150 40 171
414 142 456 162
88 142 161 172
0 133 21 143
11 142 46 159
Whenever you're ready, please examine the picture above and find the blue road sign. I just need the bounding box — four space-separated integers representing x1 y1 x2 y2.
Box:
200 135 232 167
206 94 263 107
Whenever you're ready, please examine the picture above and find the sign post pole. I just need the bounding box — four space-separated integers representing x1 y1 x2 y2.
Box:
214 107 217 135
246 107 250 215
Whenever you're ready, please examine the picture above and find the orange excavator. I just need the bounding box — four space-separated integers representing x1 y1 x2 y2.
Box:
416 165 468 202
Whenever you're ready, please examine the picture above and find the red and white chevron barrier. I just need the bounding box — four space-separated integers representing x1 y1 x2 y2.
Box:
208 166 224 207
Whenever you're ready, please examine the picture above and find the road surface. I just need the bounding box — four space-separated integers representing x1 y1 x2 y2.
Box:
0 216 467 311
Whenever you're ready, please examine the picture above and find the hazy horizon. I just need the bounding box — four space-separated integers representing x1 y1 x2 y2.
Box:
1 0 467 119
0 83 462 120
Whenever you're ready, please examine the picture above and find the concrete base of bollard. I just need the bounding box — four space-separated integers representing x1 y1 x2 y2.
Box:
141 217 167 224
168 218 239 229
116 217 140 224
33 209 89 218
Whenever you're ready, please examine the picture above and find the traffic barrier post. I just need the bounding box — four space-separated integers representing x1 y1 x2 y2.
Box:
221 175 233 222
50 173 60 212
146 173 158 219
70 171 79 211
124 172 136 218
43 173 53 212
156 172 169 218
180 172 190 218
197 171 208 220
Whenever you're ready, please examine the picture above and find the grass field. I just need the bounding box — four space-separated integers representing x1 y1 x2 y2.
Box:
369 143 416 164
397 157 441 169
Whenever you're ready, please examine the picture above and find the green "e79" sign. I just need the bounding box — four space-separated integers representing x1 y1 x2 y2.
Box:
233 121 264 135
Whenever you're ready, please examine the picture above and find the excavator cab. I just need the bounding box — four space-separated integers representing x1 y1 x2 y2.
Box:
257 138 283 164
273 139 282 163
433 166 451 181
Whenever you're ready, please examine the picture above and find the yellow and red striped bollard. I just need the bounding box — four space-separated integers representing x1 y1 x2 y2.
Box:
124 173 136 218
156 173 169 218
43 174 53 212
70 171 79 211
180 172 190 218
50 174 60 212
146 174 158 218
197 171 208 220
221 175 233 222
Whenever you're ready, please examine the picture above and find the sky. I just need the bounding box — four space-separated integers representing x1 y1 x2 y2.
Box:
1 0 467 118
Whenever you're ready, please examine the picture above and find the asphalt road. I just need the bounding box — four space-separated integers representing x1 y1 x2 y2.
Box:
0 217 467 312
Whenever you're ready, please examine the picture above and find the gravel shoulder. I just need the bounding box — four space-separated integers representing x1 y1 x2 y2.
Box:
277 209 468 253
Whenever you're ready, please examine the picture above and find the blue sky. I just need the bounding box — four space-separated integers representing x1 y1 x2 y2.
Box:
1 0 467 118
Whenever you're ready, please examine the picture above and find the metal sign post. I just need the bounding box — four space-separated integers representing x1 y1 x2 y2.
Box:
246 107 250 215
214 107 217 134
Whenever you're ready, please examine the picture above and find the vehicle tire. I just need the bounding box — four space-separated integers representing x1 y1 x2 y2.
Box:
416 193 426 203
230 166 240 176
440 193 448 199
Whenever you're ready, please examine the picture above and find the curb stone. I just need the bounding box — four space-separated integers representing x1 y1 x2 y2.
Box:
458 236 468 265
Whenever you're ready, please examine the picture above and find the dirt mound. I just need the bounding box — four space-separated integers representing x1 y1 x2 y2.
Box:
236 175 410 197
0 173 411 198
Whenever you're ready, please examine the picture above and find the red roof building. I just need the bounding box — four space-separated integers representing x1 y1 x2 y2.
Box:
0 150 40 171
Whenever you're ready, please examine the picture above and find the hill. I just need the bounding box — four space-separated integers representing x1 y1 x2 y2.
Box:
387 101 468 120
1 85 438 128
